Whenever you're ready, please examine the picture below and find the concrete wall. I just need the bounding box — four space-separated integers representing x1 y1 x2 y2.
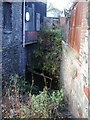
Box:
61 1 89 118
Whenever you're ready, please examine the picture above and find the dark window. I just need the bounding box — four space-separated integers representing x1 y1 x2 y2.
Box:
36 13 40 31
3 2 12 32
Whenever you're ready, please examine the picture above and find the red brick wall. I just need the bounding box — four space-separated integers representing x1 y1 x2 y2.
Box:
61 1 89 118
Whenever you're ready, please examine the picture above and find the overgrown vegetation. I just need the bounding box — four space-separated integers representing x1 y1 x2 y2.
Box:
33 29 64 89
2 75 65 119
2 29 65 119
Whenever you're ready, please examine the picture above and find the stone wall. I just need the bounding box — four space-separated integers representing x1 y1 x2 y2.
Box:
2 2 25 80
0 2 2 119
61 1 89 118
2 1 46 81
88 1 90 119
43 17 60 29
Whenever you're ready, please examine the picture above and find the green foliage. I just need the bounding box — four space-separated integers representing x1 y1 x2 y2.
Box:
33 29 63 79
2 29 65 118
65 47 71 55
20 87 65 118
75 53 80 60
2 75 65 119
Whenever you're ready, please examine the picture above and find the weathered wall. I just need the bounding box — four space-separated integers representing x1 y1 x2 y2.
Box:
25 2 46 70
61 1 89 118
2 1 46 81
0 2 2 119
25 44 37 69
0 2 2 79
88 1 90 119
2 2 25 80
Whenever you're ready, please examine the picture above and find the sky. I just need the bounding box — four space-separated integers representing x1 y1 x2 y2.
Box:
47 0 75 17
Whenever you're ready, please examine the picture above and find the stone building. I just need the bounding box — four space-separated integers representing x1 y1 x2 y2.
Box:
61 0 90 118
43 17 60 29
0 1 46 81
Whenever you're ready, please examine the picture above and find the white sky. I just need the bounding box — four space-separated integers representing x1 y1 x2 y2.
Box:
47 0 75 17
47 0 74 10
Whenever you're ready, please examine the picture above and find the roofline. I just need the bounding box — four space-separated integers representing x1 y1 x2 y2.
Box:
25 0 47 3
3 0 47 3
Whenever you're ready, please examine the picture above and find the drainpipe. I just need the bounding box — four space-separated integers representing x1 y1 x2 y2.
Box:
23 0 25 47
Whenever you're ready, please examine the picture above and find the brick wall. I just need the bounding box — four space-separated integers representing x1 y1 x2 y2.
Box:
61 1 89 118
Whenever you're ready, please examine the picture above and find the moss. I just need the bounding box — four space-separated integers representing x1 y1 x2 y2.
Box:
65 47 71 55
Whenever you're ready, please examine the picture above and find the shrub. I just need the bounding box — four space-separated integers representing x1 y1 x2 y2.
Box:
19 87 65 118
2 75 65 119
33 29 64 88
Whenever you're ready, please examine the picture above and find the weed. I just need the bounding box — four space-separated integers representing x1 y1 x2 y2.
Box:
2 75 65 119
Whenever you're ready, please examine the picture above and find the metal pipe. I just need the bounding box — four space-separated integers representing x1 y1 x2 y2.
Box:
23 0 25 47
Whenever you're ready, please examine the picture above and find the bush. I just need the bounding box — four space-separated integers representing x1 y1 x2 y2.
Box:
18 87 65 118
33 29 64 88
2 74 65 119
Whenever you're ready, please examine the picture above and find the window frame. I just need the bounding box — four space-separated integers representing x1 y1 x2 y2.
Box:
3 2 12 33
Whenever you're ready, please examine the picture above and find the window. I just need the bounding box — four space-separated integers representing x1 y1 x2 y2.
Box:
26 12 30 22
25 6 32 31
3 2 12 32
36 13 40 31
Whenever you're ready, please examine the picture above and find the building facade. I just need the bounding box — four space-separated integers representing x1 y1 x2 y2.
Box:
0 1 46 81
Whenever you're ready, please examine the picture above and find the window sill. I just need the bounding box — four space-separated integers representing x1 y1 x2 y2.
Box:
3 30 12 34
25 41 37 46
